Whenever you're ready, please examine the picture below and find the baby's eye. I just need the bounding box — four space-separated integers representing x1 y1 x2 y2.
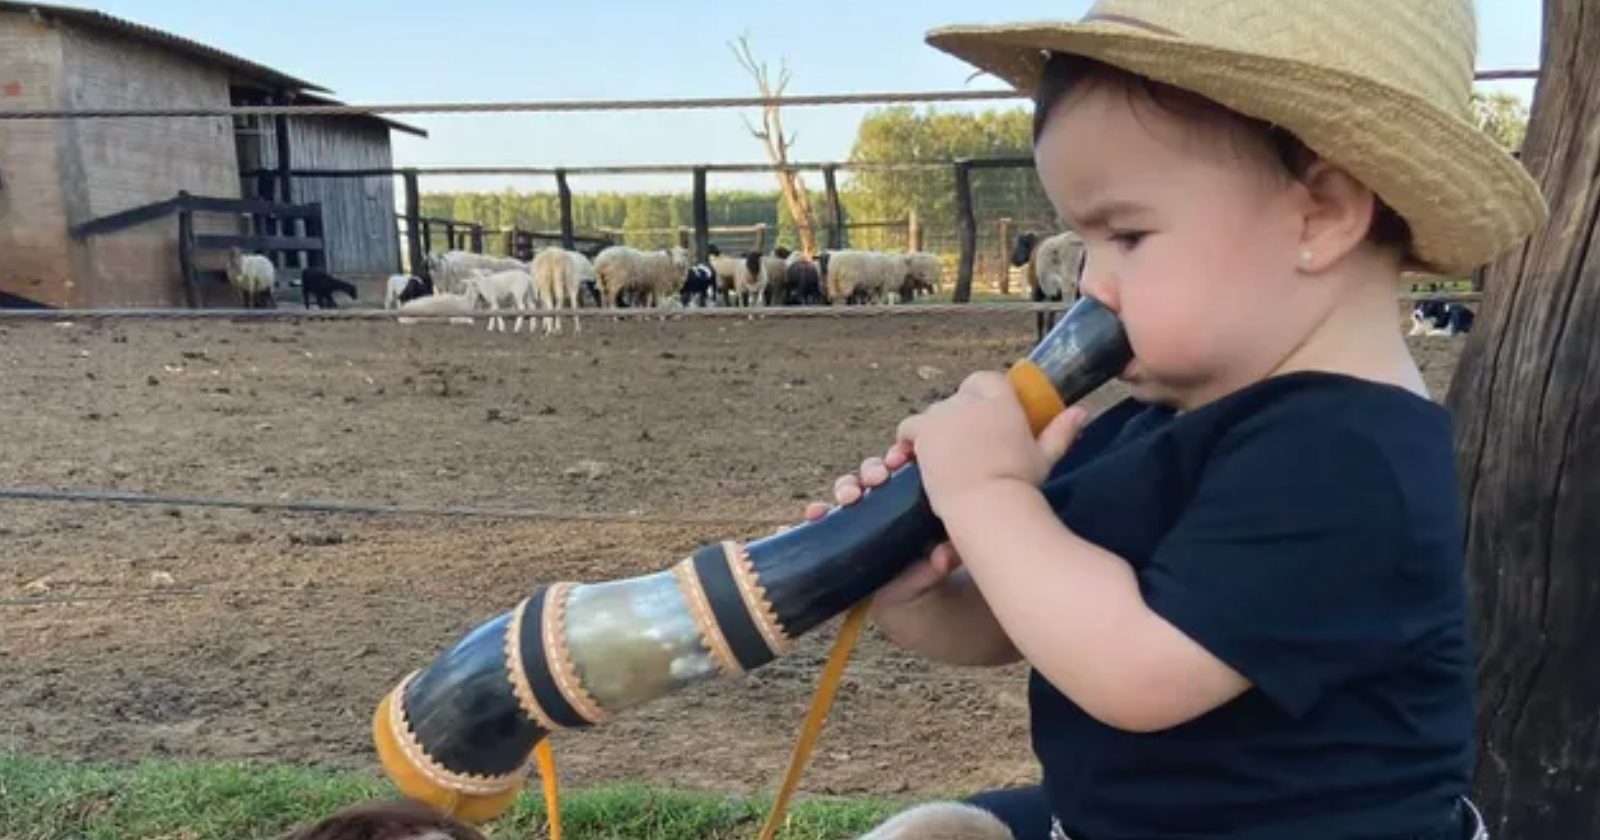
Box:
1110 230 1147 250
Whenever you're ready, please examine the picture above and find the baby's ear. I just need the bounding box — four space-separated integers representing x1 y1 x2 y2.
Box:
856 801 1016 840
1295 160 1381 272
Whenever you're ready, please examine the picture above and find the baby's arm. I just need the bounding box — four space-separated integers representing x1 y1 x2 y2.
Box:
942 482 1250 732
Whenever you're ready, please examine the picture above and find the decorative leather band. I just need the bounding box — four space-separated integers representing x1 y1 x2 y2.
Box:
673 556 744 677
517 585 592 730
542 582 608 726
504 597 561 732
722 541 792 656
386 673 527 796
691 543 778 671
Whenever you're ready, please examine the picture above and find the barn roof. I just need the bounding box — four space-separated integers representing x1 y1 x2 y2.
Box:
1 2 428 137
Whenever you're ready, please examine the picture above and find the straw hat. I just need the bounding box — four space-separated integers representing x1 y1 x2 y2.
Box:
925 0 1546 276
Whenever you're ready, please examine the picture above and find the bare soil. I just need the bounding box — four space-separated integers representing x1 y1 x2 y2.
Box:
0 313 1464 802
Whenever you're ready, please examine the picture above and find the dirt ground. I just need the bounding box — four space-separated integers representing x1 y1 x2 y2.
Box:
0 312 1465 803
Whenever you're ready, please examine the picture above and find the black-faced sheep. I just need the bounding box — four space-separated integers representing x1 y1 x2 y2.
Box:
1012 231 1086 340
783 257 824 305
385 274 433 310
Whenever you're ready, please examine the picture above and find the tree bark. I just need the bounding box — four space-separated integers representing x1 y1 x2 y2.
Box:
733 37 819 257
1447 1 1600 836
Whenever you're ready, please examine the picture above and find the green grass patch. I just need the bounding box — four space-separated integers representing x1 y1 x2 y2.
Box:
0 752 896 839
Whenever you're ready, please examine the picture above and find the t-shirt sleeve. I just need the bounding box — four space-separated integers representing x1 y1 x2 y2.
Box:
1138 418 1409 719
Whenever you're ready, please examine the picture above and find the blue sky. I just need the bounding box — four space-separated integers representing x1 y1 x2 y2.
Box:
85 0 1543 193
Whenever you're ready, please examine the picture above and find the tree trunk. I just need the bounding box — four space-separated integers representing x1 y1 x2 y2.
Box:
733 37 819 257
1447 1 1600 837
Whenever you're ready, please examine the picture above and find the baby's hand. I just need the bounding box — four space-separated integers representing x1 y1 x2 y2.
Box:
801 442 963 610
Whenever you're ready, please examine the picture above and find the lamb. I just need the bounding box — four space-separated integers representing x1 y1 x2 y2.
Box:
592 245 690 309
226 248 276 309
855 801 1014 840
395 291 475 326
897 252 944 304
1011 231 1087 340
818 250 906 305
1410 300 1475 336
461 269 537 333
300 268 358 309
384 274 432 310
529 248 588 335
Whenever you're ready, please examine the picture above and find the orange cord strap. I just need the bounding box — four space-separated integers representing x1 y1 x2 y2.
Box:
1007 360 1068 436
757 601 872 840
536 739 562 840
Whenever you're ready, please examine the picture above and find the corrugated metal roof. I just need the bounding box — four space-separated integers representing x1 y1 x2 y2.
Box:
0 1 329 93
1 2 428 138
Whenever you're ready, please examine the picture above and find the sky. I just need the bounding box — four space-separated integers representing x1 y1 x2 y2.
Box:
82 0 1545 194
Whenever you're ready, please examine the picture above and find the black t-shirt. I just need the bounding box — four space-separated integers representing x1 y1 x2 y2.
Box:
1030 371 1473 839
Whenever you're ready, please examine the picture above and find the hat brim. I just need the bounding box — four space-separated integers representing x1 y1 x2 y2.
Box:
926 22 1546 276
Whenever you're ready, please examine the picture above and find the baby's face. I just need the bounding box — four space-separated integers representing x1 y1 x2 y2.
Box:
1035 83 1328 410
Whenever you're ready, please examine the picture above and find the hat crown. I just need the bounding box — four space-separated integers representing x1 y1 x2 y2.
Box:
1082 0 1477 116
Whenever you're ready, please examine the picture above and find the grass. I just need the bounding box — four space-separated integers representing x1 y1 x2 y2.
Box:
0 752 896 840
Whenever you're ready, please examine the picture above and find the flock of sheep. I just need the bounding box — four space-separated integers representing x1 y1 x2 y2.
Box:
379 241 955 335
221 230 1092 342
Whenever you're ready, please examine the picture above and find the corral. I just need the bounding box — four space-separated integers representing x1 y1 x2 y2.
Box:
0 315 1466 801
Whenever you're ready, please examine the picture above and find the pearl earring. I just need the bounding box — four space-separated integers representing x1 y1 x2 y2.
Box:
1299 250 1314 267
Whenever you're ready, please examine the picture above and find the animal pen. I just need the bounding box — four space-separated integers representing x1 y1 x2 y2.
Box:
0 8 1591 838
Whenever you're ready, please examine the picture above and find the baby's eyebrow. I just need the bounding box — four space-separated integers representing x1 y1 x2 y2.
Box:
1067 199 1149 230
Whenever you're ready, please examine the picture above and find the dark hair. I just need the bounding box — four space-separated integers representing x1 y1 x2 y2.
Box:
1031 53 1411 255
277 800 489 840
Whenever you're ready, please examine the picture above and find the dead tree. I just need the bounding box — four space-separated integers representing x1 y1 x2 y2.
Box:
732 35 820 258
1447 0 1600 836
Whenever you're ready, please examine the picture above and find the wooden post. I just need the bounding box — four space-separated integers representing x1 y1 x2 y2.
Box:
421 219 432 259
823 164 843 251
471 224 484 254
446 222 458 252
908 209 922 253
304 204 327 271
997 217 1012 295
556 169 576 252
754 223 769 254
177 204 198 308
953 160 977 303
1449 2 1600 836
403 169 425 280
273 105 299 270
692 166 710 265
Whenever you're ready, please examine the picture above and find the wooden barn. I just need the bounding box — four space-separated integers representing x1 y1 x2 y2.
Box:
0 1 426 308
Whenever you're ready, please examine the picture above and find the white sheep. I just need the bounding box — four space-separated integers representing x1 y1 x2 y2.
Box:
709 255 742 306
899 252 944 304
461 269 537 334
820 250 906 305
395 291 476 325
855 802 1014 840
593 245 690 309
426 251 528 295
530 248 589 336
734 252 769 307
1028 232 1086 302
226 248 277 309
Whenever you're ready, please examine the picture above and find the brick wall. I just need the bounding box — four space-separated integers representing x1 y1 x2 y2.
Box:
0 13 72 307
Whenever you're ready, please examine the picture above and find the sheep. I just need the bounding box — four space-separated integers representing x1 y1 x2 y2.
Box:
426 251 528 295
762 254 790 306
460 269 537 334
226 248 276 309
854 801 1014 840
709 254 742 306
300 268 358 309
394 291 476 326
384 274 432 310
1011 231 1087 341
897 252 944 304
783 257 825 305
530 248 588 335
592 245 690 309
1410 300 1475 336
818 250 906 305
735 252 769 307
680 262 718 307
